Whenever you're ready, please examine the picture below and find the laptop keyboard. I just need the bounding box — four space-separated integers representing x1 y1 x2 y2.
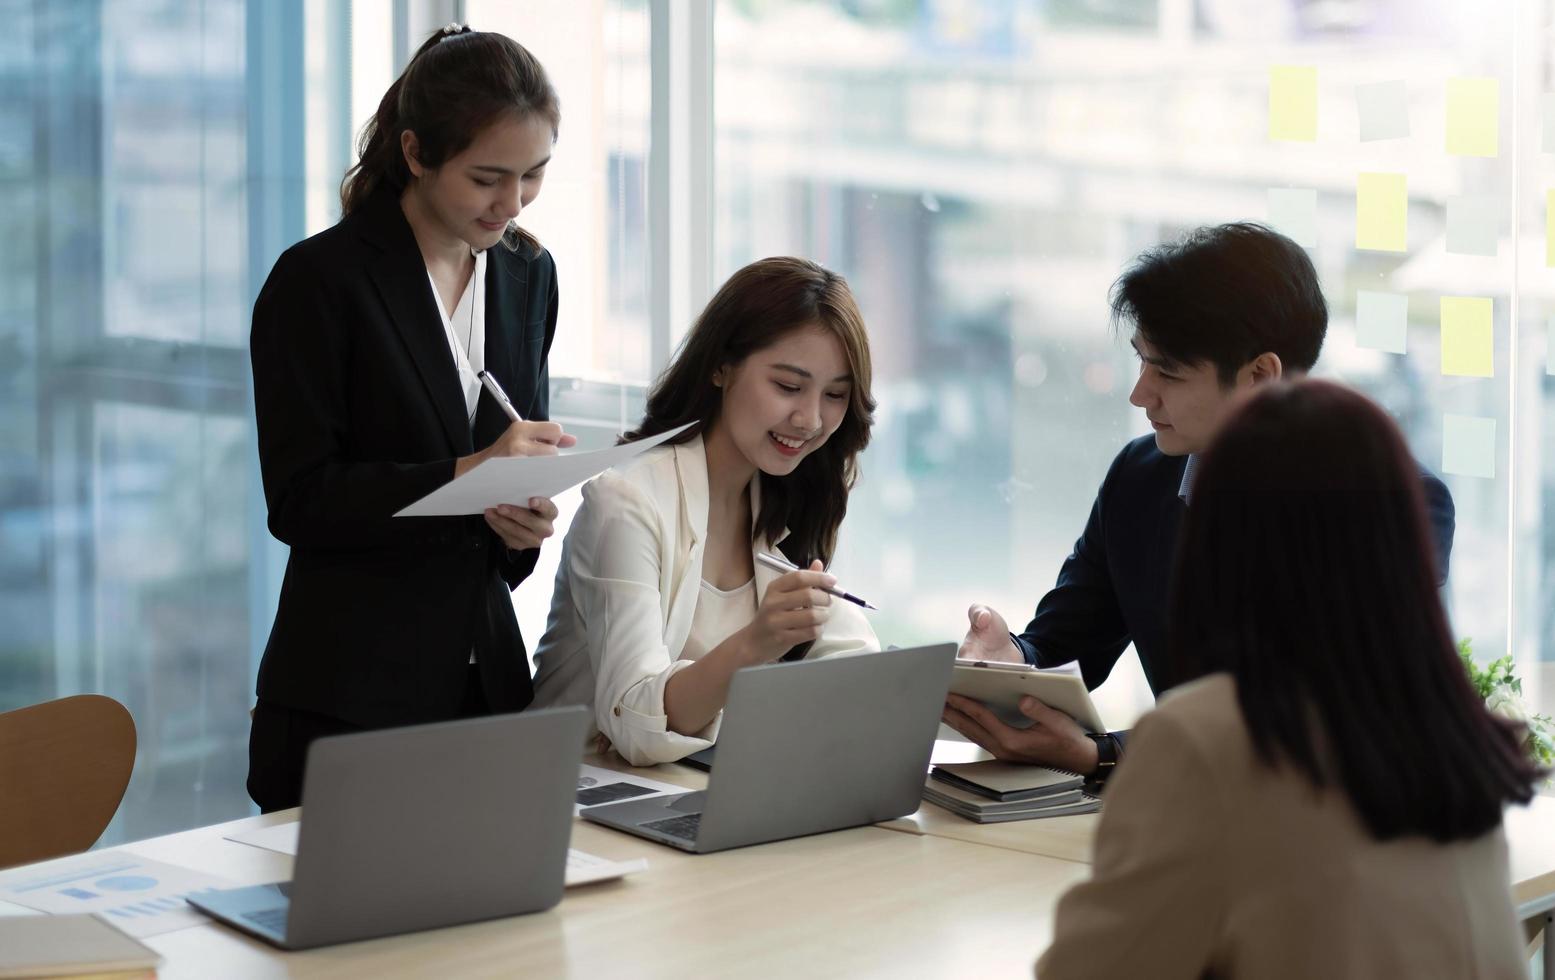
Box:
641 812 702 842
241 907 289 934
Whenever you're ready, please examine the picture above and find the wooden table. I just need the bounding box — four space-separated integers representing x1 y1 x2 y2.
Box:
0 759 1087 979
3 748 1550 978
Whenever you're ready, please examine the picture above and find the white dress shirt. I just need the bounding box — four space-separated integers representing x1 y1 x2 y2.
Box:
530 434 881 765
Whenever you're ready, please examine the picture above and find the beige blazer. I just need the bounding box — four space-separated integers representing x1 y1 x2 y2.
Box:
1037 673 1527 980
530 435 879 766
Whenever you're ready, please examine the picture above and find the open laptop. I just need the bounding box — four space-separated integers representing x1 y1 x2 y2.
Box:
583 643 955 853
189 706 588 949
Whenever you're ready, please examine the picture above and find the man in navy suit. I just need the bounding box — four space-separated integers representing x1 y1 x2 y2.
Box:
944 223 1456 781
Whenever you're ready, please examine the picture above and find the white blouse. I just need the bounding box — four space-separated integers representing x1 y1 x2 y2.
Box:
530 435 881 766
426 248 487 425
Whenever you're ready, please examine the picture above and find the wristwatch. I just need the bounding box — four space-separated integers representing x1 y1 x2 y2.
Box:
1085 732 1120 778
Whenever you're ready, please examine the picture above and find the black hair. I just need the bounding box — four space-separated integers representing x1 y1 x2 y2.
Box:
1111 222 1327 385
1170 379 1540 842
340 26 559 254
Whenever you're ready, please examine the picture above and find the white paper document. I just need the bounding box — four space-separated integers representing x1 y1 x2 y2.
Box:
395 423 694 517
0 853 237 938
575 763 686 815
224 822 647 888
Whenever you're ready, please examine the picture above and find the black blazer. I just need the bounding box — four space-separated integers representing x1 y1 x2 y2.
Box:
1011 434 1456 698
250 189 558 728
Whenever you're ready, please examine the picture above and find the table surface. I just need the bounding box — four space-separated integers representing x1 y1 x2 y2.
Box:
2 745 1551 978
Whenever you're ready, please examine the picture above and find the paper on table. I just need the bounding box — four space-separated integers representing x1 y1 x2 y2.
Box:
575 763 687 815
1356 290 1408 354
224 822 647 888
395 422 695 517
1356 173 1407 252
1443 414 1496 479
1440 296 1494 378
1446 76 1498 158
0 853 236 938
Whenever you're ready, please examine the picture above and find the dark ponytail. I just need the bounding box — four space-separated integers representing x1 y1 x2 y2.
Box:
339 25 560 254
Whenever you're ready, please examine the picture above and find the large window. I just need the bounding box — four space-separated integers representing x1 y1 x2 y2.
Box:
4 1 1550 848
713 0 1546 728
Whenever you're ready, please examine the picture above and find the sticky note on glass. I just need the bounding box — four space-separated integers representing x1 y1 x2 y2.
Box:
1356 173 1407 252
1445 196 1498 256
1267 188 1317 247
1442 414 1495 479
1547 190 1555 267
1269 66 1317 141
1356 80 1409 141
1445 77 1498 157
1439 296 1493 377
1544 93 1555 151
1356 290 1407 354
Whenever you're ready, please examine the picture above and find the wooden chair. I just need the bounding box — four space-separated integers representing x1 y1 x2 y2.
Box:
0 695 136 870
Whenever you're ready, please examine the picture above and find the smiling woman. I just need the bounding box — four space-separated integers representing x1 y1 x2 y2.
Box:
246 25 576 812
529 257 882 766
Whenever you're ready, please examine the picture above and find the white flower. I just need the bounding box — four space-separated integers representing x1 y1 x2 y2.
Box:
1485 683 1530 726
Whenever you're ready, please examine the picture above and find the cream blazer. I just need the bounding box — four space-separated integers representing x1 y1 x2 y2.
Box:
530 435 879 766
1037 673 1527 980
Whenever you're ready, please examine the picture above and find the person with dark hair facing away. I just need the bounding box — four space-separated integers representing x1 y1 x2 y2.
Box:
530 257 880 765
1037 380 1538 979
248 26 573 811
945 223 1455 779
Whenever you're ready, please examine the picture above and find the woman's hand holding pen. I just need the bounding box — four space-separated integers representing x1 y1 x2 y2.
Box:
739 562 836 662
455 420 578 478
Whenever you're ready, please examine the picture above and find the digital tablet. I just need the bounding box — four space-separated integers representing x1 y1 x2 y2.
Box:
948 661 1106 734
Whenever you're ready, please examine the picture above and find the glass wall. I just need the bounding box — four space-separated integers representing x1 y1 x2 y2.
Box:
0 0 650 842
713 0 1548 728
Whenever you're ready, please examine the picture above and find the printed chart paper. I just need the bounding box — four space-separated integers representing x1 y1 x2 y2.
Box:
0 854 236 938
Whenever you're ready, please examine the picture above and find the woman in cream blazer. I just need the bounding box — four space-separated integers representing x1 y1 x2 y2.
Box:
1038 381 1540 980
532 258 880 766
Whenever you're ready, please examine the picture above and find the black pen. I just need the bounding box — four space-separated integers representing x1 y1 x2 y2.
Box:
755 552 878 611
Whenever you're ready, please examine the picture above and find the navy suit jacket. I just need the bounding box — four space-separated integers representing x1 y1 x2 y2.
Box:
250 189 558 727
1012 434 1456 699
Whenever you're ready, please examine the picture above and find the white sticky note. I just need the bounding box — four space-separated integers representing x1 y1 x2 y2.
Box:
1442 414 1495 480
1445 196 1498 256
1356 80 1409 141
1544 93 1555 152
1267 188 1318 247
1355 290 1407 354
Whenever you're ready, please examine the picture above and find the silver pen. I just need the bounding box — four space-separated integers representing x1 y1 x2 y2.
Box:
755 552 878 611
477 370 525 423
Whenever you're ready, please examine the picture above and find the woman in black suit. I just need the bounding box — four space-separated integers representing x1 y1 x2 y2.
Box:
247 25 574 811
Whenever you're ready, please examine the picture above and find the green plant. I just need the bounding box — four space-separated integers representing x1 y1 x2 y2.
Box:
1457 638 1555 770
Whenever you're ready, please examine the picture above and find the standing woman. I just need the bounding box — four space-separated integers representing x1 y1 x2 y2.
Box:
248 26 574 811
531 257 881 766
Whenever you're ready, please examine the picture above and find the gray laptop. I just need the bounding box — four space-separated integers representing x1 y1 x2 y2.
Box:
582 643 955 853
188 706 588 949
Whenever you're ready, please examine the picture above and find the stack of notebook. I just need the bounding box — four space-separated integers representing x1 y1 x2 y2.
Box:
923 760 1101 823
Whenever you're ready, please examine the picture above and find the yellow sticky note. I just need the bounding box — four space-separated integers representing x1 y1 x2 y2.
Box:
1446 77 1498 157
1440 296 1494 378
1547 189 1555 267
1269 66 1317 141
1356 173 1407 252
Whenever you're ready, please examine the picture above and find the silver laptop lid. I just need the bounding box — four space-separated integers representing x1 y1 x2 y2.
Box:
694 644 955 853
286 706 588 948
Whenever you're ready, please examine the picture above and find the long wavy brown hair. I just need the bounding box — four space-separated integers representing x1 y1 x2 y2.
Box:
623 257 876 567
339 26 558 255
